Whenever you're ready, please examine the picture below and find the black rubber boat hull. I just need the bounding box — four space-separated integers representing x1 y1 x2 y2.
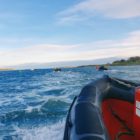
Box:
63 75 139 140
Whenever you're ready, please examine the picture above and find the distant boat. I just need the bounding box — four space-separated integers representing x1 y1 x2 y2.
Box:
53 68 62 72
96 65 109 71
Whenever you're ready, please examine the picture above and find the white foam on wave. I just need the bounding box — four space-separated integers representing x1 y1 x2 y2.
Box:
24 92 72 114
25 104 42 113
25 106 36 113
12 119 65 140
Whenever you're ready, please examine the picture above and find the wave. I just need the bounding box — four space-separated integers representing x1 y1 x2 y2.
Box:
1 119 65 140
1 67 140 139
0 99 69 125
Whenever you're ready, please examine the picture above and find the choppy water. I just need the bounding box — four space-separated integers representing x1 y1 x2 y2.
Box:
0 66 140 140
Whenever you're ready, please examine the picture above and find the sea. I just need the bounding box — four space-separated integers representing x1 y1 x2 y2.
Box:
0 65 140 140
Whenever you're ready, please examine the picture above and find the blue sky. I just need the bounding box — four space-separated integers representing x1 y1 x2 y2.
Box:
0 0 140 66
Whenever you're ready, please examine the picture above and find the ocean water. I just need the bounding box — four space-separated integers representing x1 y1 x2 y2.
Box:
0 66 140 140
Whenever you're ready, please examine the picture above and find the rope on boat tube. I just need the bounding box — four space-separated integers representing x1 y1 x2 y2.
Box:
115 131 134 140
109 106 134 140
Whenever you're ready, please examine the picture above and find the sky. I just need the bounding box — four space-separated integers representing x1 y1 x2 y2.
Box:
0 0 140 67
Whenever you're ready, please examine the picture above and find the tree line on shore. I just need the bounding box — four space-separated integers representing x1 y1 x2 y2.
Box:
112 56 140 66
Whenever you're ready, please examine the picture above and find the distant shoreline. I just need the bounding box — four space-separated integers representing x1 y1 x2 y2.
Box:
111 56 140 66
0 68 14 71
0 64 140 71
76 64 140 68
76 56 140 68
0 56 140 70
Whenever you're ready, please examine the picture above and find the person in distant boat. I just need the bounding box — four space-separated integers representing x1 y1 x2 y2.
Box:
96 65 99 70
96 65 108 71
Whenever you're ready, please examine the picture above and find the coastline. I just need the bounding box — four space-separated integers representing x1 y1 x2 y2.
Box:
0 68 14 71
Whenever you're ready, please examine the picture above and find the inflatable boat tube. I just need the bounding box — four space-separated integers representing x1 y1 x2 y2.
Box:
63 75 140 140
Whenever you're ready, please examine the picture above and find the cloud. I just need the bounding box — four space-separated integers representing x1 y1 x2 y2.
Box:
0 44 79 66
58 0 140 24
0 30 140 67
83 30 140 49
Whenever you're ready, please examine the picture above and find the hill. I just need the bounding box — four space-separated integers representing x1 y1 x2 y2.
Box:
112 56 140 66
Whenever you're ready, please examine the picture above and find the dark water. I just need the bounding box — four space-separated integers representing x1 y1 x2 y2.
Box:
0 66 140 140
